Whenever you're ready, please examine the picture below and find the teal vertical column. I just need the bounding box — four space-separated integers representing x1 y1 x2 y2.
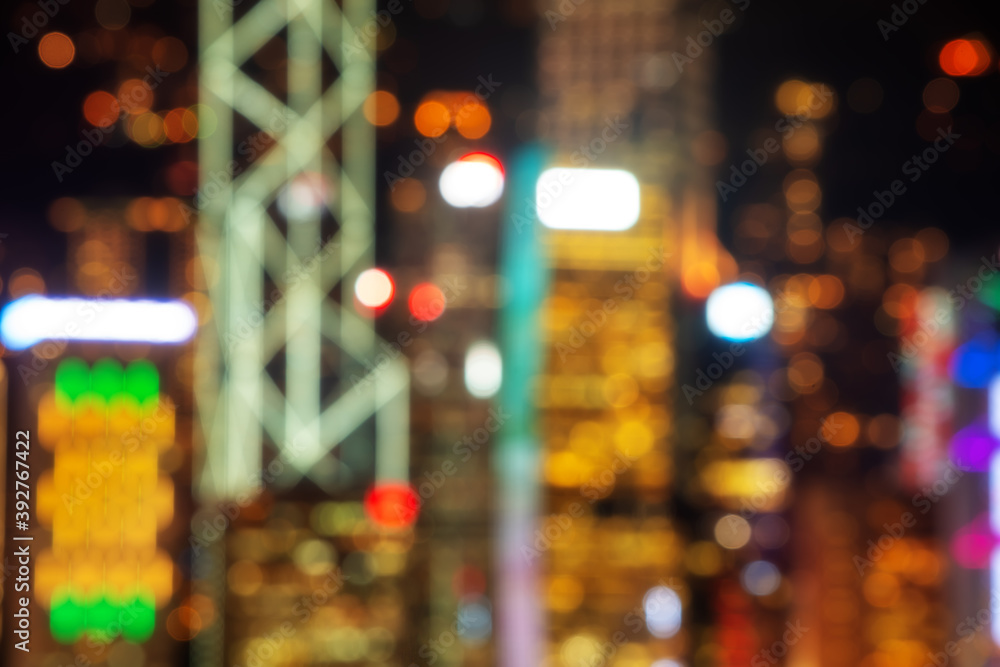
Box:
494 145 550 667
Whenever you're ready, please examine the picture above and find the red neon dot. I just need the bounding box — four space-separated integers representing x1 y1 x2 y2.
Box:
364 483 420 529
939 39 990 76
459 151 504 176
408 283 447 322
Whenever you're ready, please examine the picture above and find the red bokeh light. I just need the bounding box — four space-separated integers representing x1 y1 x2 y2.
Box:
364 482 420 529
408 283 447 322
939 39 991 76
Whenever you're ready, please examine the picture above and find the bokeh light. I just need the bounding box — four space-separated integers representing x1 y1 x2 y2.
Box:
83 91 120 128
464 340 502 398
705 282 774 342
439 153 505 208
454 101 492 138
740 560 781 596
714 514 752 549
643 586 682 638
389 178 426 212
414 100 451 137
923 78 960 113
364 90 401 127
825 411 861 447
408 283 447 322
939 38 991 76
118 78 154 115
950 338 998 388
364 483 420 529
38 32 75 68
151 36 188 72
95 0 131 29
354 268 395 309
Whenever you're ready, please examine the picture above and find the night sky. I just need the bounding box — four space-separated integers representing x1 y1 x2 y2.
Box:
2 0 1000 277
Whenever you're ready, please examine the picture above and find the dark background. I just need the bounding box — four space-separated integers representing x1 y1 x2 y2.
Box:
2 0 999 284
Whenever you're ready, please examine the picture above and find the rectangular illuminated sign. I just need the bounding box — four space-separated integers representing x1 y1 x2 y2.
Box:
536 168 640 231
0 296 197 350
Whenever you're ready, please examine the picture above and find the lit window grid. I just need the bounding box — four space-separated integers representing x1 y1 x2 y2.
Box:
35 358 176 645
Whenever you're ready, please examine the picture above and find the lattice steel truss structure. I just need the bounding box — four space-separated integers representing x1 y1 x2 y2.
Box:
194 2 409 659
195 0 409 511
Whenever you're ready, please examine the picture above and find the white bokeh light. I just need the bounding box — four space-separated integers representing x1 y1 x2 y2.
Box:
464 340 502 398
439 157 504 208
354 269 394 309
705 282 774 342
278 172 330 222
740 560 781 597
643 585 682 638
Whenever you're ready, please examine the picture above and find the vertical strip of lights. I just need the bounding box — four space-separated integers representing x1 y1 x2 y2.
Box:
35 358 174 645
495 145 550 667
0 362 6 638
900 289 956 488
989 375 1000 645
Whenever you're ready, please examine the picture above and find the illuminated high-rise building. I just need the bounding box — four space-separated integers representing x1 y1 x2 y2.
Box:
497 0 732 664
697 74 954 666
1 197 194 665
